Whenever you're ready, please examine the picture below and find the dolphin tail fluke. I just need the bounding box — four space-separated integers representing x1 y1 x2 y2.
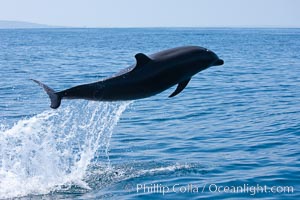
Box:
31 79 62 109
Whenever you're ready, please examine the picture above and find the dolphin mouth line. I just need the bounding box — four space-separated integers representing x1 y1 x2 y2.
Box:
214 59 224 66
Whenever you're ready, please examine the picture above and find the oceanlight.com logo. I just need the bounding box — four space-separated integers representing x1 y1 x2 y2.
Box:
132 183 294 196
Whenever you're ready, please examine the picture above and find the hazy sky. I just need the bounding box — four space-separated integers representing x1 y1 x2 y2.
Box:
0 0 299 27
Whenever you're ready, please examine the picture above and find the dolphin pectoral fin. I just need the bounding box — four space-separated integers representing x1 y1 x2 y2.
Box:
169 78 191 98
31 79 62 109
134 53 152 68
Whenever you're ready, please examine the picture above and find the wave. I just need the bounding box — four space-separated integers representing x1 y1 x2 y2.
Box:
0 101 130 199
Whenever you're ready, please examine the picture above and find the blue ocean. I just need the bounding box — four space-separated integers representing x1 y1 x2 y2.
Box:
0 28 299 199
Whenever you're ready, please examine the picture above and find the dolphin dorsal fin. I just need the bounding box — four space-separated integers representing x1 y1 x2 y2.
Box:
135 53 152 68
169 78 191 98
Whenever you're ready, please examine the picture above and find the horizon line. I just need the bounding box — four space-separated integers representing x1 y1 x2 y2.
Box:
1 26 300 29
0 20 300 29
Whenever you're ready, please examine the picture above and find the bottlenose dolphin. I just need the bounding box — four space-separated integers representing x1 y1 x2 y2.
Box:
33 46 224 109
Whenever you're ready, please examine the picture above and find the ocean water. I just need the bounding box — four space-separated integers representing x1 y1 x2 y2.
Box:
0 28 299 199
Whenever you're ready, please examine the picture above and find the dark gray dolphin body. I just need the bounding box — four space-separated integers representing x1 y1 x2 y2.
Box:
33 46 224 109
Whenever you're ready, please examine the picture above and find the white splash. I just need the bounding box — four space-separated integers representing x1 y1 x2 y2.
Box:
0 101 130 199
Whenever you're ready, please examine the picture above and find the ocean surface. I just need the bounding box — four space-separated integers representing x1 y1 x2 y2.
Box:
0 28 299 199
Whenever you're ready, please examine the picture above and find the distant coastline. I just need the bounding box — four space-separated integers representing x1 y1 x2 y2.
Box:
0 20 63 29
